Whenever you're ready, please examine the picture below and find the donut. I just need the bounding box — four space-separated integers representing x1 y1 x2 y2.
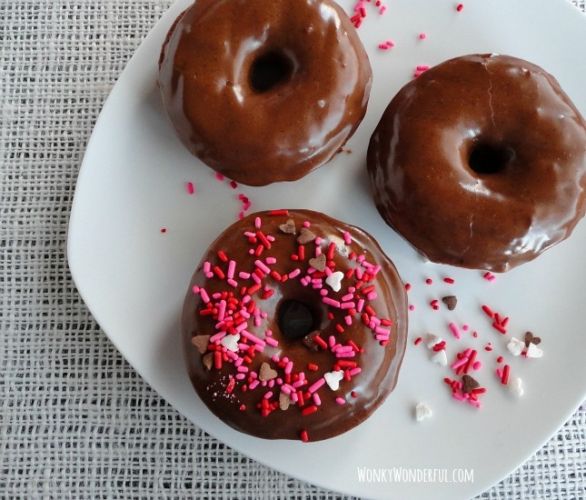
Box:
182 210 407 441
158 0 372 186
368 54 586 272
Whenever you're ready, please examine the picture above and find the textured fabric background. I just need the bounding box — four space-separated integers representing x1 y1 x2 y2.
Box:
0 0 585 498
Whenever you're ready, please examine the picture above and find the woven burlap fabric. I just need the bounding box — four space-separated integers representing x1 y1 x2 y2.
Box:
0 0 584 498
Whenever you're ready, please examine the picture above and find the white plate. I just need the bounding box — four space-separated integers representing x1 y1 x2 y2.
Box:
68 0 586 498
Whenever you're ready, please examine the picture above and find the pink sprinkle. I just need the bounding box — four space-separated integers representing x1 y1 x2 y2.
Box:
419 33 427 40
409 304 415 311
349 367 362 376
264 391 273 400
255 259 270 274
308 378 326 394
186 181 195 195
284 361 293 374
303 221 311 228
265 337 279 347
448 322 461 339
322 297 341 308
249 380 259 390
343 231 352 245
472 361 482 370
254 216 261 229
344 315 353 326
192 285 200 294
313 393 322 406
366 292 377 301
214 172 225 181
288 269 301 279
483 271 496 282
357 299 365 312
227 260 236 279
335 397 346 405
199 289 210 304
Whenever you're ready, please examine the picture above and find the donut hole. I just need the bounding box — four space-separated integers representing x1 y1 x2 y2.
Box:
469 142 516 174
249 50 294 93
277 299 321 341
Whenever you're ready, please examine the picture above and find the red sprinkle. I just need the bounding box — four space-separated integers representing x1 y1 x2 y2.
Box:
456 3 464 12
300 429 309 442
268 209 289 216
443 277 455 284
160 227 167 234
425 278 433 285
186 181 195 195
302 405 318 416
414 336 423 346
501 364 510 385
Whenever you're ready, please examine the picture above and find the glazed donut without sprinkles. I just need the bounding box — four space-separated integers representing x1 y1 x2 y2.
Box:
159 0 372 186
368 54 586 272
182 210 407 441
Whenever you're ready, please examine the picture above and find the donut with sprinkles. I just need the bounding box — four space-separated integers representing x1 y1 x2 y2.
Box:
182 210 407 441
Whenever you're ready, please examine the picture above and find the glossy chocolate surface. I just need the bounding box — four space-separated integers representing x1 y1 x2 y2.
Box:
159 0 372 186
182 210 407 441
368 54 586 272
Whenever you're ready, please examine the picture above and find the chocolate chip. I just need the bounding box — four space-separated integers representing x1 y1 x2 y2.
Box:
297 227 316 244
308 254 326 272
259 362 277 381
278 219 296 235
302 331 321 351
441 295 458 311
462 375 479 394
202 353 213 370
191 334 210 354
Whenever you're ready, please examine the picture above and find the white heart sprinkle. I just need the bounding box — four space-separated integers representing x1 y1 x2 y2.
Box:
431 350 447 367
509 377 525 398
507 337 525 357
325 271 344 292
220 333 240 352
526 343 543 359
324 370 344 391
415 402 433 422
426 334 443 349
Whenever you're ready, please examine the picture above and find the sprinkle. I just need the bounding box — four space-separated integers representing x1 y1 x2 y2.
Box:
335 397 346 405
415 402 433 422
186 181 195 195
378 40 395 51
526 343 544 359
456 3 464 12
269 209 289 216
443 277 455 284
414 337 423 346
324 371 344 391
509 377 524 397
418 33 427 40
300 429 310 442
301 405 318 416
481 304 494 318
501 365 510 385
308 378 326 394
160 227 167 234
507 338 525 357
483 271 496 282
431 349 448 367
448 322 461 339
214 172 225 181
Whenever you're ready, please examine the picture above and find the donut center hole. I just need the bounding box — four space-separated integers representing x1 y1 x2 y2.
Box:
250 50 294 93
277 299 320 341
469 143 515 174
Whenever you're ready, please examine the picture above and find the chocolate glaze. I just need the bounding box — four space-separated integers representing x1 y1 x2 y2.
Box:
182 210 407 441
159 0 372 186
368 54 586 272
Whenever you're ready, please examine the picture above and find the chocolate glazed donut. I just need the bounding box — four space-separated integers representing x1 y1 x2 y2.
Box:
368 54 586 272
159 0 372 186
182 210 407 441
